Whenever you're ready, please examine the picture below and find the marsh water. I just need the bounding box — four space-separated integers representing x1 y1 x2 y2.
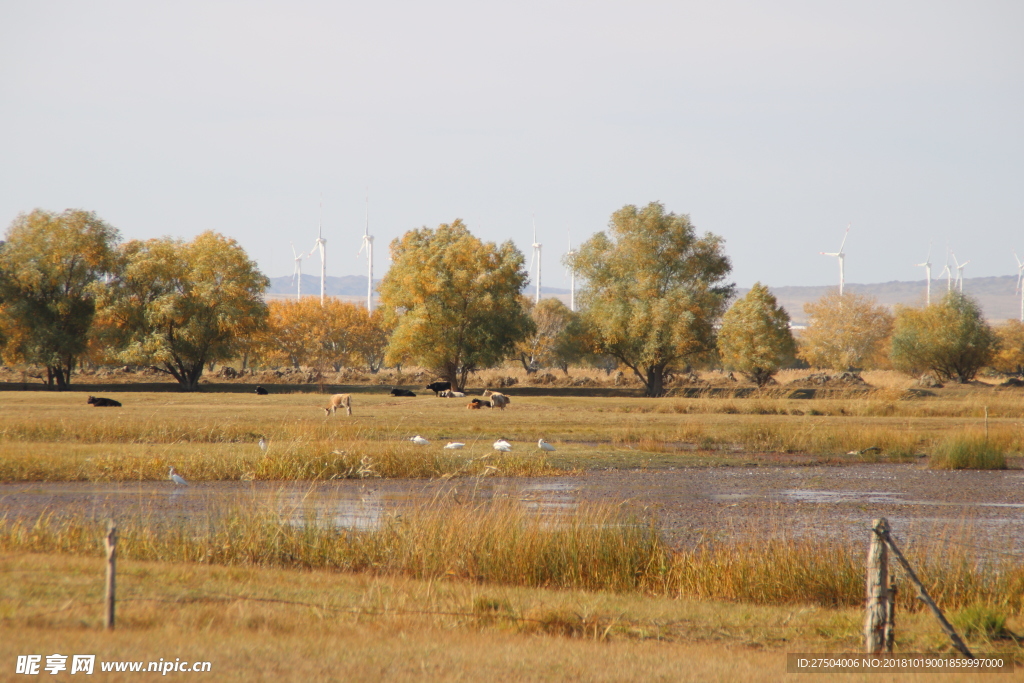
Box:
3 463 1023 550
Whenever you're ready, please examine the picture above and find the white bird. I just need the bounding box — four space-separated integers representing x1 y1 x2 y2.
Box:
258 437 268 453
410 435 430 446
493 438 512 452
444 442 465 449
538 439 556 452
168 467 187 487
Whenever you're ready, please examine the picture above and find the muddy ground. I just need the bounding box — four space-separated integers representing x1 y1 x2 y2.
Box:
3 463 1022 552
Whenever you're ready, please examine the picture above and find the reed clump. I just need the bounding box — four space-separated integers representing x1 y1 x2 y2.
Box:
929 435 1007 470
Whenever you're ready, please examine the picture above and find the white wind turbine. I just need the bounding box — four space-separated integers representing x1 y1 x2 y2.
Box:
1014 252 1024 322
357 192 374 313
939 250 953 292
916 242 932 306
309 199 327 306
530 216 542 304
820 224 850 296
951 251 970 293
565 231 577 312
290 243 305 300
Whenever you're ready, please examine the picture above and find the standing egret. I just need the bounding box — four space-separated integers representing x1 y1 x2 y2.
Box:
410 435 430 446
444 442 465 449
538 439 556 452
168 467 187 487
493 438 512 452
258 437 268 453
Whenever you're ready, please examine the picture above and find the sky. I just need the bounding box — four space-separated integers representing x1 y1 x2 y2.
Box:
2 1 1022 291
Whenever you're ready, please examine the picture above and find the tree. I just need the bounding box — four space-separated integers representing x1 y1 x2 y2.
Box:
96 232 269 391
513 297 575 373
717 283 796 387
890 291 997 383
378 219 534 390
570 202 734 397
992 320 1024 376
0 209 119 389
798 291 893 371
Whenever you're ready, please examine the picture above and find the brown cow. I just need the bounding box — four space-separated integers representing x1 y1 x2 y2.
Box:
324 394 352 416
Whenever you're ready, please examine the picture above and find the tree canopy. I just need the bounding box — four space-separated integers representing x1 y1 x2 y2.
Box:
96 232 269 390
0 209 120 389
571 202 733 396
378 219 534 390
890 291 996 383
798 291 893 371
717 283 796 386
992 320 1024 376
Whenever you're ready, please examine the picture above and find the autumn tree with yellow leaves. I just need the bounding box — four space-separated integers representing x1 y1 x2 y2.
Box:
717 283 796 386
0 209 120 389
96 232 269 391
571 202 733 397
378 220 534 390
798 291 893 371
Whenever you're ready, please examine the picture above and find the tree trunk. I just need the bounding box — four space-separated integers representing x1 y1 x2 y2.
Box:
644 365 668 397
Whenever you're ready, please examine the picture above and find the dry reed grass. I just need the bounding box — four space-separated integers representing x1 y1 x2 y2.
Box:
3 500 1022 614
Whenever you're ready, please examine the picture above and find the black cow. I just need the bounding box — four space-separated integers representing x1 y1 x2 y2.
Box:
87 396 122 407
255 385 269 395
426 381 452 396
467 398 491 409
390 388 416 397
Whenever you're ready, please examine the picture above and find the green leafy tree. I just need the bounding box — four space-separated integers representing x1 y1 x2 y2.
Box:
570 202 733 397
890 291 997 383
378 219 534 390
717 283 796 386
798 291 894 371
96 232 269 391
0 209 120 389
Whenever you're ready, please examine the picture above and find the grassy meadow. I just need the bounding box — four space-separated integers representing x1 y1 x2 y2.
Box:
3 374 1024 679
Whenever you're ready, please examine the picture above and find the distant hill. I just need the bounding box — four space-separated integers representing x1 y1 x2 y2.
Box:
267 274 1019 324
267 275 569 301
756 275 1020 325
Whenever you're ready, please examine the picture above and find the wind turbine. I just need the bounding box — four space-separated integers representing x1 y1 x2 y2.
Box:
530 215 542 304
939 250 953 292
820 224 850 296
290 243 305 300
357 192 374 313
951 251 970 293
916 243 932 306
1014 252 1024 321
565 231 577 312
309 199 327 306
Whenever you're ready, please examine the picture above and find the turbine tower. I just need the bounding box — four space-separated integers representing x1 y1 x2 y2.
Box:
1015 252 1024 322
916 243 932 306
357 192 374 313
530 215 542 304
820 224 850 296
309 199 327 306
940 250 953 292
290 242 305 300
565 231 577 312
951 251 970 293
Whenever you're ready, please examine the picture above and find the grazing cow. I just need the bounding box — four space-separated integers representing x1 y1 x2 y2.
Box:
87 396 121 407
426 381 452 396
254 385 269 395
323 394 352 416
483 390 510 410
390 388 416 397
467 399 491 409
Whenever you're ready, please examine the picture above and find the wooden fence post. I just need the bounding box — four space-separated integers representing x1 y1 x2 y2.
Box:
864 518 891 653
104 521 117 630
879 526 974 659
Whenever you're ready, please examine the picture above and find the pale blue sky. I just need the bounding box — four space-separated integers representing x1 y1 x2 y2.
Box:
2 1 1021 289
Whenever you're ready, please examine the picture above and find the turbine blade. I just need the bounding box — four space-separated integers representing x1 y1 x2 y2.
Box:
838 224 850 253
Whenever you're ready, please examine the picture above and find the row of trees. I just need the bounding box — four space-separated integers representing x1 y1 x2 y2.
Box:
1 205 1018 394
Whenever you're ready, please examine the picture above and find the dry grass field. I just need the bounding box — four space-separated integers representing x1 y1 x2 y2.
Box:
2 373 1024 680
